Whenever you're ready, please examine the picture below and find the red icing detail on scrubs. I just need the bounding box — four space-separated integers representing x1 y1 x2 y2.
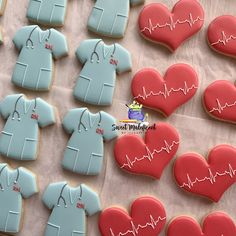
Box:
131 64 198 116
114 122 180 179
174 145 236 202
99 196 166 236
138 0 204 51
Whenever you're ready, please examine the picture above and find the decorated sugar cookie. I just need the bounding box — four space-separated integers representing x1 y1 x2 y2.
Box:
174 145 236 202
62 108 117 175
0 0 7 15
132 64 198 116
12 25 68 91
207 15 236 57
99 196 166 236
0 163 38 234
74 39 132 106
138 0 204 51
43 182 101 236
27 0 68 27
167 212 236 236
87 0 144 38
203 80 236 124
114 122 180 179
0 94 56 161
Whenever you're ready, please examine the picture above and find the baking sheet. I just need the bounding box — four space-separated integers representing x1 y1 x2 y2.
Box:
0 0 236 235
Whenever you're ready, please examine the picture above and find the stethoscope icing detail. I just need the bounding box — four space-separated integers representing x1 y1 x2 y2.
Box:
26 26 52 49
11 95 37 122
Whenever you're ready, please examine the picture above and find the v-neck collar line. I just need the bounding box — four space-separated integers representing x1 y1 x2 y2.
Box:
99 40 115 59
0 164 18 187
64 183 83 204
19 95 35 114
33 26 51 43
82 108 101 128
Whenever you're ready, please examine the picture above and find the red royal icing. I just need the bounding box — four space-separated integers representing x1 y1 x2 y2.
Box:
208 15 236 57
131 64 198 116
174 145 236 202
167 212 236 236
138 0 204 51
99 196 166 236
114 122 180 179
203 80 236 124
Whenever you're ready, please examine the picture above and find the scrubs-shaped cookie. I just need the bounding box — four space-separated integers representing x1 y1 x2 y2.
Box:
43 182 101 236
74 39 132 106
0 163 38 234
62 108 117 175
0 94 56 161
88 0 144 38
27 0 68 27
12 25 68 91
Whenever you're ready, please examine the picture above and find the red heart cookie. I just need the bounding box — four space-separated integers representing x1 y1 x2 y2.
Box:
138 0 204 51
114 122 179 179
99 196 166 236
208 15 236 57
167 212 236 236
203 80 236 124
131 64 198 116
174 145 236 202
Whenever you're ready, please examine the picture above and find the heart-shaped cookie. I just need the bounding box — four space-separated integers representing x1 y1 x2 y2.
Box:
174 145 236 202
99 196 166 236
138 0 204 51
203 80 236 124
208 15 236 57
167 212 236 236
114 122 180 179
131 64 198 116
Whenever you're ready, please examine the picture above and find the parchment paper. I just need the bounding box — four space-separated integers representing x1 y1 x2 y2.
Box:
0 0 236 235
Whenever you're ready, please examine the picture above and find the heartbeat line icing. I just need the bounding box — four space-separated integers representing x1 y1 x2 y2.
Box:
109 215 166 236
141 14 204 34
209 99 236 113
134 82 198 100
180 164 236 189
121 140 179 169
211 31 236 46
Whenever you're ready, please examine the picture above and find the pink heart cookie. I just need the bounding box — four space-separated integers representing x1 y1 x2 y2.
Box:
208 15 236 57
114 122 180 179
167 212 236 236
131 64 198 116
203 80 236 123
174 145 236 202
138 0 204 51
99 196 166 236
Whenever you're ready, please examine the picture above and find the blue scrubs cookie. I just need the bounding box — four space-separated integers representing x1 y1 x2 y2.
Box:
0 163 38 234
12 25 68 91
62 108 118 175
27 0 68 27
74 39 132 106
88 0 145 38
43 182 101 236
0 94 56 161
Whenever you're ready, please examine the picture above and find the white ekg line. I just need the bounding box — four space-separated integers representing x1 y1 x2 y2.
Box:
109 215 166 236
209 98 236 114
211 31 236 46
121 140 179 169
141 13 204 34
134 82 198 100
180 164 236 189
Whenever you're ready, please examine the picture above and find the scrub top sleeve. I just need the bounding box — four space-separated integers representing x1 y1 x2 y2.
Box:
13 25 36 50
116 45 132 74
42 182 64 209
37 98 56 128
130 0 144 6
19 167 38 198
51 29 68 59
0 94 19 119
62 108 85 134
82 184 101 216
75 39 99 64
101 112 118 141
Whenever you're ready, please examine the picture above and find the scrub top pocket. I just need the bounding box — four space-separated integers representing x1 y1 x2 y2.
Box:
111 14 128 36
50 4 65 24
12 62 28 87
63 146 80 172
36 68 52 90
74 76 92 103
72 230 85 236
88 7 104 32
98 83 114 105
21 138 37 160
45 222 60 236
27 0 41 19
0 131 13 157
5 211 20 233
